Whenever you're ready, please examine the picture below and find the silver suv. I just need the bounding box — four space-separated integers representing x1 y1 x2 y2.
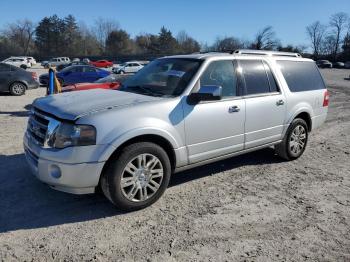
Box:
24 50 329 210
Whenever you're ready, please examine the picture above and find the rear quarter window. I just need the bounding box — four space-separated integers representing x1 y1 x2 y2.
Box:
277 60 326 92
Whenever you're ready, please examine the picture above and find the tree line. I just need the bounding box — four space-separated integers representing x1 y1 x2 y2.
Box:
0 12 349 61
307 12 350 60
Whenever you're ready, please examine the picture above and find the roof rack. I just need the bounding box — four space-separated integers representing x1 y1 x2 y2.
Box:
233 49 302 58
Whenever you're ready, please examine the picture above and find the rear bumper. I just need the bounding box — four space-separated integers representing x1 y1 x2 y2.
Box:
27 80 39 89
312 113 328 130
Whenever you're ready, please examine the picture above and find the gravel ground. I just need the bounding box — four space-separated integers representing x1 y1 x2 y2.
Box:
0 69 349 261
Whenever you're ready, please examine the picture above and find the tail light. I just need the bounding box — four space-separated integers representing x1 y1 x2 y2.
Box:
323 90 329 107
31 72 38 81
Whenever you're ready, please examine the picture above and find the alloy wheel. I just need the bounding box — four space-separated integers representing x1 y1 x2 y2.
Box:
11 83 25 95
289 125 306 155
120 153 164 202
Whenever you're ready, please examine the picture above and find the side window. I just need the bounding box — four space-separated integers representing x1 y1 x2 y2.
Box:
83 66 96 72
200 60 237 97
263 61 279 92
240 60 270 95
75 67 84 72
276 60 326 92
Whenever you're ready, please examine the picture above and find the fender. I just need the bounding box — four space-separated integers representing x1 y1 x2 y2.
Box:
282 102 313 136
97 127 181 163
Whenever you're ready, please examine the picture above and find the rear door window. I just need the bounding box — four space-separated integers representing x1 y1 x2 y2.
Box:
239 60 270 95
276 60 326 92
83 66 96 72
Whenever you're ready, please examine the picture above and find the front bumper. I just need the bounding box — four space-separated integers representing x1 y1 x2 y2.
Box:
23 132 106 194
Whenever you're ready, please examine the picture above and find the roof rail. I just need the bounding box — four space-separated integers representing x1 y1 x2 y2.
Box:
233 49 302 58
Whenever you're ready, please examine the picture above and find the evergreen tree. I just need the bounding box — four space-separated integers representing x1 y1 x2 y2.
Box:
105 29 132 56
158 26 178 54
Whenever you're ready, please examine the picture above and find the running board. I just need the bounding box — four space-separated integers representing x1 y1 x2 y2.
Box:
174 140 281 173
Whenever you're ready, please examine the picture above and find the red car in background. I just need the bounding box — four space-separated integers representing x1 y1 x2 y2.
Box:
61 74 124 92
90 59 113 68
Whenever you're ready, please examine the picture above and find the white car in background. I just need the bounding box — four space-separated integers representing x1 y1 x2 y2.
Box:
2 57 31 69
112 61 144 74
20 56 37 66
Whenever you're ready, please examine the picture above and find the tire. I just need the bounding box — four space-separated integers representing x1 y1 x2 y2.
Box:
20 64 27 70
9 82 26 96
119 70 125 75
101 142 171 211
275 118 308 160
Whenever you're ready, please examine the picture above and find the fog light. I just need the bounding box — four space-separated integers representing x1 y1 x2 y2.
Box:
50 165 62 179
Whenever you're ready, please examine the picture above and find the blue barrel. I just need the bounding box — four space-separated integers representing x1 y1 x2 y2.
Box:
48 69 55 95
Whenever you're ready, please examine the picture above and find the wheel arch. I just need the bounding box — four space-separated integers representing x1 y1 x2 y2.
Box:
9 80 28 90
294 111 312 132
98 133 177 189
101 133 177 175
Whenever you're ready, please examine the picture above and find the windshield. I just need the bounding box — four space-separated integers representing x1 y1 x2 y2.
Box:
119 58 202 97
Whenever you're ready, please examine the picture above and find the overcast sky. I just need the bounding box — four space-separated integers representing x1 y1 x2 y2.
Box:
1 0 350 46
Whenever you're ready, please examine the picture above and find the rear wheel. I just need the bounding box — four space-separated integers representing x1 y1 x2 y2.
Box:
20 64 27 70
9 82 26 96
275 118 308 160
101 142 171 211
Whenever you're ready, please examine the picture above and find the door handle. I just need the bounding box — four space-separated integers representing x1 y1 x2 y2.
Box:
276 99 284 106
228 105 240 113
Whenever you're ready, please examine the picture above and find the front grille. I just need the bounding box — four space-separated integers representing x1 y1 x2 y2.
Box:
27 108 50 146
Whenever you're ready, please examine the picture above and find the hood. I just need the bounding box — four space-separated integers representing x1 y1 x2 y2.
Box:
33 89 160 121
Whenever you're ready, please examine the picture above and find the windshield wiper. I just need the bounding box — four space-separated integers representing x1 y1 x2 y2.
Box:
124 85 165 97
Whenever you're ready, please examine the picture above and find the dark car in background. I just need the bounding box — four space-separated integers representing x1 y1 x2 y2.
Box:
333 62 345 68
0 63 39 96
316 60 333 68
39 65 110 86
56 61 89 71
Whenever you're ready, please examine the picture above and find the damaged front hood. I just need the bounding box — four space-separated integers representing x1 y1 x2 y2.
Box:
33 89 160 121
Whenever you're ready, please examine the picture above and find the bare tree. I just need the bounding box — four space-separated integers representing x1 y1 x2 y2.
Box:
78 21 101 56
176 30 200 53
306 21 327 58
93 18 119 53
212 36 244 52
4 19 35 55
252 26 279 50
329 12 349 58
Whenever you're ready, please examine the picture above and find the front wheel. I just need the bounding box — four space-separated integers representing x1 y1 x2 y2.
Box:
275 118 308 160
101 142 171 211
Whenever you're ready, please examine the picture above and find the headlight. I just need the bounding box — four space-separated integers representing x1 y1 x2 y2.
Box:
48 123 96 149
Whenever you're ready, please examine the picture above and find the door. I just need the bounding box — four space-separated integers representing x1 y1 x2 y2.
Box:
125 64 131 73
0 64 13 91
239 59 286 149
63 67 82 84
82 66 99 82
183 60 246 164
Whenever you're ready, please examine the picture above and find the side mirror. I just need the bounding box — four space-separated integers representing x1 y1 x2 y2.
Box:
188 85 222 104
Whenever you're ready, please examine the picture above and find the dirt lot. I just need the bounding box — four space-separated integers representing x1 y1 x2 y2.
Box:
0 69 349 261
